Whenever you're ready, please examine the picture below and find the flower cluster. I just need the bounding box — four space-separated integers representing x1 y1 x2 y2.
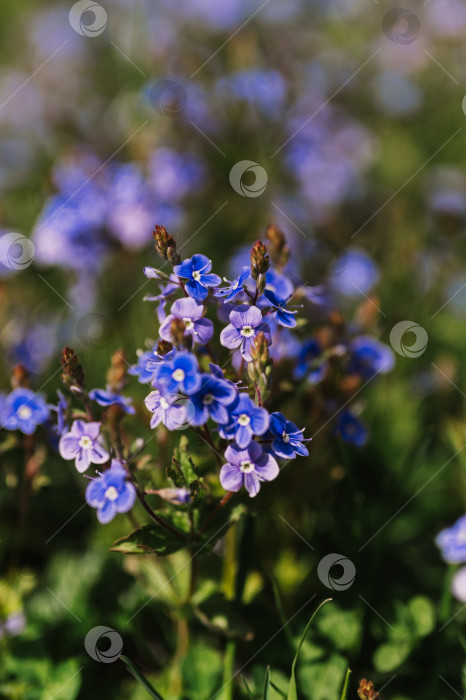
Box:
436 516 466 603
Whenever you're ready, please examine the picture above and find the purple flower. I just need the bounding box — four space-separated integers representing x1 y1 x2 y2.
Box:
269 412 309 459
174 254 221 302
335 410 368 447
59 420 109 473
214 267 251 303
159 297 214 345
349 337 395 379
144 390 193 430
88 389 135 414
263 289 298 328
154 351 201 395
452 567 466 603
189 374 237 427
220 305 271 362
1 388 50 435
85 460 136 524
436 515 466 564
128 349 158 384
220 441 279 497
294 339 328 385
226 393 269 449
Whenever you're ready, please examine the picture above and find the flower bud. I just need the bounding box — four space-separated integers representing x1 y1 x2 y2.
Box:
157 339 173 356
357 679 380 700
107 349 127 392
169 318 190 348
265 225 289 267
152 225 181 265
250 331 269 366
250 241 270 280
11 364 30 389
61 346 85 390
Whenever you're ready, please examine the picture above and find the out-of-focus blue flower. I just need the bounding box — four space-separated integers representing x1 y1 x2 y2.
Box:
85 460 136 524
188 374 237 426
436 515 466 564
335 410 368 446
88 389 136 414
263 289 298 328
349 336 395 378
373 71 422 117
225 393 269 449
1 388 50 435
154 351 201 395
154 488 191 505
159 297 214 345
330 247 379 297
215 267 251 303
294 339 328 384
148 148 206 201
174 254 221 302
452 567 466 602
59 420 109 473
216 69 287 117
0 611 25 640
128 349 158 384
220 305 271 362
220 441 279 497
264 268 294 301
269 412 309 459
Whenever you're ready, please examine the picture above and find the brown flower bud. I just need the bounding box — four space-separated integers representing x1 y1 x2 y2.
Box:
265 225 290 267
250 241 270 280
169 318 189 348
357 679 380 700
107 349 127 392
11 364 30 389
61 346 85 390
250 331 269 365
152 225 181 265
157 340 173 356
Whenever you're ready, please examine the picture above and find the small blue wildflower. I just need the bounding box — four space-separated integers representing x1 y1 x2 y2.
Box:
154 351 201 395
220 305 271 362
159 297 214 345
85 460 136 524
335 410 368 447
436 515 466 564
1 388 50 435
220 441 279 497
188 374 237 426
269 412 309 459
144 390 192 431
128 349 158 384
88 389 136 414
263 288 298 328
226 393 269 449
349 336 395 379
174 254 221 302
214 267 251 303
59 420 109 473
294 339 328 384
331 248 379 297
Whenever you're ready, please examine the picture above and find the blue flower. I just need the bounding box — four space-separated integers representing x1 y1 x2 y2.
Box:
59 420 110 473
128 349 158 384
225 393 269 449
436 515 466 564
269 412 309 459
159 297 214 345
330 248 379 298
220 305 271 362
188 374 237 426
294 339 328 384
214 267 251 303
85 460 136 524
349 336 394 379
154 351 201 395
144 390 192 431
174 254 221 302
263 289 298 328
335 410 368 447
1 388 50 435
88 389 136 414
220 441 279 497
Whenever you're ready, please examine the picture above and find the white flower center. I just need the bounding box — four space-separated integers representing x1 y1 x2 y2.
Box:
172 369 185 382
240 460 255 473
17 406 32 420
238 413 250 426
160 397 169 409
183 318 194 330
105 486 119 502
282 431 290 443
78 435 93 450
192 270 201 281
240 325 255 338
203 393 214 406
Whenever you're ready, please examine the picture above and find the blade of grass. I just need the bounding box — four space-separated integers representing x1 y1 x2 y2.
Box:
271 577 294 648
120 655 166 700
242 675 255 698
339 667 352 700
263 666 271 700
287 598 333 700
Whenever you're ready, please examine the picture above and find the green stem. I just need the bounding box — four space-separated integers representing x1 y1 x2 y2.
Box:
339 668 352 700
120 655 166 700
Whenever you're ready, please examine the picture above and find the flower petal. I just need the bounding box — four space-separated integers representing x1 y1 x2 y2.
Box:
171 297 203 320
250 407 270 436
255 453 280 481
97 500 117 524
230 305 262 330
193 318 214 344
220 324 242 349
220 464 243 492
185 279 208 302
174 258 194 279
59 434 79 460
114 483 137 513
244 472 261 497
75 449 91 473
201 273 221 287
235 423 253 449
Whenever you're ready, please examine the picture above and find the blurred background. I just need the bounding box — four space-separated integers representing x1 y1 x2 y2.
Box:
1 0 466 698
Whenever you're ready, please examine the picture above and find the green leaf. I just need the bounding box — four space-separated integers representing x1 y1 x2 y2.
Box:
339 668 351 700
287 598 332 700
297 654 347 700
407 596 435 636
111 522 188 557
182 645 223 698
120 655 166 700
